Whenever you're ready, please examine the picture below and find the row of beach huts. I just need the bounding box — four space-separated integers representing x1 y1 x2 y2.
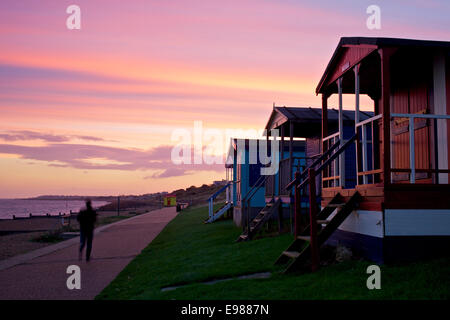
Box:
207 37 450 272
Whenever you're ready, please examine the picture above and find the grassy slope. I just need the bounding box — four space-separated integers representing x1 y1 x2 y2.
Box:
97 205 450 300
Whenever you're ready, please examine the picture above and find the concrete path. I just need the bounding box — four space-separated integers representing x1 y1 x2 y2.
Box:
0 207 178 300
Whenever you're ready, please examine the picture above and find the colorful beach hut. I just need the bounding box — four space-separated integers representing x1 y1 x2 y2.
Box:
163 194 177 207
276 37 450 272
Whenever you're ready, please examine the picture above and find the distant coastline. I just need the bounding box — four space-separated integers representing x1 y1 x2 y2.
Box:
0 192 170 220
18 195 116 201
0 184 224 219
0 199 110 220
10 192 169 202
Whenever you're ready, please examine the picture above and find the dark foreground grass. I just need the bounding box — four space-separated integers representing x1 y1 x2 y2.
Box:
97 205 450 300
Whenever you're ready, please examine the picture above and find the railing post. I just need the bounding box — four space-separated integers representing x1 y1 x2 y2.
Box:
333 136 338 187
211 198 214 218
209 199 212 219
409 117 415 183
362 123 368 184
434 118 440 184
355 130 360 186
354 65 360 185
337 78 345 188
294 171 301 238
308 168 320 272
280 124 285 195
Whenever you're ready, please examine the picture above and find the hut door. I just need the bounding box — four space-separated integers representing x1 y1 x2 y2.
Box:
392 83 431 182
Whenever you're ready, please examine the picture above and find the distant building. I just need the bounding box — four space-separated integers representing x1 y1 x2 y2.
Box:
163 194 176 207
213 180 227 186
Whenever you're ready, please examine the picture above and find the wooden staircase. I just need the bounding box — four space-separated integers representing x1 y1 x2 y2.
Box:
236 198 281 242
275 191 360 273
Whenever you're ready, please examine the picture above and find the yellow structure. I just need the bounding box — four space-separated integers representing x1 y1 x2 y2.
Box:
163 194 177 207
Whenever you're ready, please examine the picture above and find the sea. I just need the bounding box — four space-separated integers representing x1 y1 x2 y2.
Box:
0 199 109 220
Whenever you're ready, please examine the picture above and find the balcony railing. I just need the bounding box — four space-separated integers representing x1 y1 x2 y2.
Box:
390 113 450 184
355 114 382 185
322 132 341 188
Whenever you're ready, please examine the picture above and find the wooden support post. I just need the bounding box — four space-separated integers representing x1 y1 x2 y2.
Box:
354 65 360 185
434 118 440 184
308 168 320 272
322 94 328 189
289 121 294 234
322 94 328 152
433 51 449 184
409 117 415 183
294 171 301 238
289 121 293 178
266 129 271 197
337 78 345 188
354 65 360 124
374 98 380 177
280 124 285 194
372 115 376 183
380 48 393 185
362 123 368 184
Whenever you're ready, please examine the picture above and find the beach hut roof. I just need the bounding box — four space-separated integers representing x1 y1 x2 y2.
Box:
316 36 450 95
265 106 372 138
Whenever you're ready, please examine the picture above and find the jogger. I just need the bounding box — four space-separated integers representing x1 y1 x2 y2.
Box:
77 199 97 261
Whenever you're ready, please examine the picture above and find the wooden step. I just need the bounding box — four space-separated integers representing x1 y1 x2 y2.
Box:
316 220 330 224
327 203 345 208
297 236 311 241
283 251 300 259
239 234 248 240
237 199 281 243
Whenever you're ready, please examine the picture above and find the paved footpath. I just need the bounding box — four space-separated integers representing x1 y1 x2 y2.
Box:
0 207 178 300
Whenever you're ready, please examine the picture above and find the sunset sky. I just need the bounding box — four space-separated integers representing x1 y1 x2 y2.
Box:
1 0 450 198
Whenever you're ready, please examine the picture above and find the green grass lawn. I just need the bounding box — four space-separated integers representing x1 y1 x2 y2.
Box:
96 204 450 300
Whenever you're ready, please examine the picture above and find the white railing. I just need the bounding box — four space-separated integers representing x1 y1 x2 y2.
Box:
391 113 450 184
323 132 341 188
207 182 233 220
355 114 382 184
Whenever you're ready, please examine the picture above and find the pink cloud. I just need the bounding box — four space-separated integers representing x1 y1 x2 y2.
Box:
0 143 224 178
0 130 107 143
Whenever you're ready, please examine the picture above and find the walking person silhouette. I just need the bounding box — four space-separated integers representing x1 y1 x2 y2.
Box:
77 199 97 262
